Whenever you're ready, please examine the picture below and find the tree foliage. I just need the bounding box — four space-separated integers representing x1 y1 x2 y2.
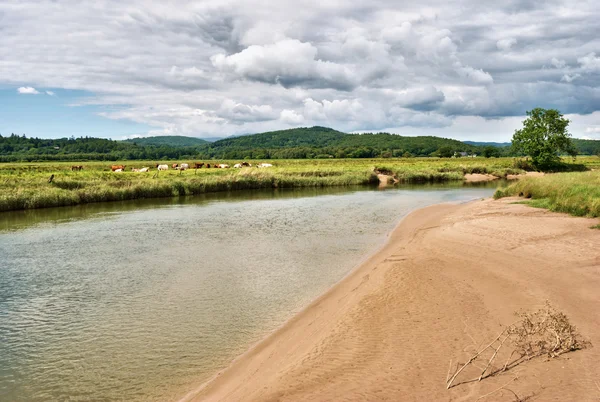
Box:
1 123 596 162
511 108 577 168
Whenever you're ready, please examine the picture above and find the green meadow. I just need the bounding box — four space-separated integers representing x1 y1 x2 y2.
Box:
1 156 598 211
494 169 600 218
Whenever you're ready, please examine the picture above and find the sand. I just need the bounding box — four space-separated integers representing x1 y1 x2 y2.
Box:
182 198 600 402
463 173 499 182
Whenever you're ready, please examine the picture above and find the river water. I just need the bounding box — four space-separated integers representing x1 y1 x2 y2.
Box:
0 184 498 401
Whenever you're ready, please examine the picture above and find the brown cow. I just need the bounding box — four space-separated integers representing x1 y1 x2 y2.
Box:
206 163 211 168
193 162 204 169
71 165 83 171
172 163 179 169
111 165 125 172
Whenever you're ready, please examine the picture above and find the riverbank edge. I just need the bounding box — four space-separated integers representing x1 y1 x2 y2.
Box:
176 199 474 401
179 197 600 401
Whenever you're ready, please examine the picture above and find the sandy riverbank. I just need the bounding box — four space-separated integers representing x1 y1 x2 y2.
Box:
182 198 600 402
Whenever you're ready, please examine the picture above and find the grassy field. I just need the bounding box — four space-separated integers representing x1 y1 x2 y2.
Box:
1 156 597 211
494 170 600 218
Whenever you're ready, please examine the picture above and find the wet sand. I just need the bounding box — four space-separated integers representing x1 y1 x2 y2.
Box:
182 198 600 402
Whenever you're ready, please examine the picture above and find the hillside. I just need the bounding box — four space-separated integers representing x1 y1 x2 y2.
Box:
2 128 598 161
464 141 511 147
573 139 600 155
124 135 208 147
201 127 479 159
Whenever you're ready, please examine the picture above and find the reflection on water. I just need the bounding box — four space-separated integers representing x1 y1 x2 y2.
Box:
0 184 498 401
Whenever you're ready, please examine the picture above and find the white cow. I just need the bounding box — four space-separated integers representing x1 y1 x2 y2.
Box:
139 167 150 172
157 164 169 171
131 168 140 172
233 163 242 168
180 163 189 170
257 163 273 168
114 168 123 172
218 164 230 168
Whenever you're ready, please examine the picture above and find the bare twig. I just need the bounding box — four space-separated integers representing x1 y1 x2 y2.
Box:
448 304 589 390
447 328 508 389
475 376 519 401
479 334 510 381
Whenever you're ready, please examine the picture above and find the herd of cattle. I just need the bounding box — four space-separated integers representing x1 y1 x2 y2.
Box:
70 162 274 172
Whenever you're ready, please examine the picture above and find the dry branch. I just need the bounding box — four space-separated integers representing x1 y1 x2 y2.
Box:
446 302 589 390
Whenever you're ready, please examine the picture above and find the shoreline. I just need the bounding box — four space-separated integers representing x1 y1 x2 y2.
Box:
180 197 600 401
177 200 465 402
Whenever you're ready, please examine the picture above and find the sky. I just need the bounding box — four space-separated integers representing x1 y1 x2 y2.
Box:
1 0 600 141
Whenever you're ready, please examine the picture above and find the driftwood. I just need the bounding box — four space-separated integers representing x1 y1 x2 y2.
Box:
446 302 589 390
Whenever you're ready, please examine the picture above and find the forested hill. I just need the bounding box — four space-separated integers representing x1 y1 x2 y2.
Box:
573 139 600 155
1 127 599 161
124 135 208 147
201 127 480 159
0 135 204 161
464 141 511 147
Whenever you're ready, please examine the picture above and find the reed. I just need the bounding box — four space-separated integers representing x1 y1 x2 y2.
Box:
1 157 596 211
494 171 600 217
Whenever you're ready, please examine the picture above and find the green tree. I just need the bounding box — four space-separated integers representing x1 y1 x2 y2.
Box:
482 146 500 158
437 146 454 158
511 108 577 168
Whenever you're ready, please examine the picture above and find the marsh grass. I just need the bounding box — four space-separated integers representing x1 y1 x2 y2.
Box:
494 171 600 217
1 157 596 211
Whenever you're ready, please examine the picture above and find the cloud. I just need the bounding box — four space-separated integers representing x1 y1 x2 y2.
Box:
280 109 304 125
211 39 358 90
394 86 445 111
496 38 517 51
1 0 599 139
45 91 55 96
551 57 566 69
578 52 600 73
453 63 494 85
17 86 40 94
561 74 580 83
217 99 277 123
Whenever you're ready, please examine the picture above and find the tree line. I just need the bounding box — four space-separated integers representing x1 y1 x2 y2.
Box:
1 122 598 162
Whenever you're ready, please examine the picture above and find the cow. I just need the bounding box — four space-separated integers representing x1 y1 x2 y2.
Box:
218 164 230 168
114 168 123 173
139 167 150 172
157 164 169 171
241 162 252 167
257 163 273 168
111 165 125 171
131 168 140 172
71 165 83 171
180 163 189 170
233 163 242 168
205 163 211 168
172 163 179 169
193 162 204 169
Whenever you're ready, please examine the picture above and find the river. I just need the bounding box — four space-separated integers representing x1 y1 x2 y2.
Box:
0 184 499 401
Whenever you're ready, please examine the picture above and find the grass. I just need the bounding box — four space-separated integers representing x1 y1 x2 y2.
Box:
0 156 597 212
494 170 600 218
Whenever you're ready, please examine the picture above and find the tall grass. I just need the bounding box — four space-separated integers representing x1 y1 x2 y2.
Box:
1 157 597 212
494 171 600 217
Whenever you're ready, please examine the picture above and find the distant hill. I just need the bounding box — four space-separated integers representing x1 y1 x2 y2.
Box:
573 139 600 155
201 126 480 159
464 141 510 147
3 128 597 162
124 136 208 147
